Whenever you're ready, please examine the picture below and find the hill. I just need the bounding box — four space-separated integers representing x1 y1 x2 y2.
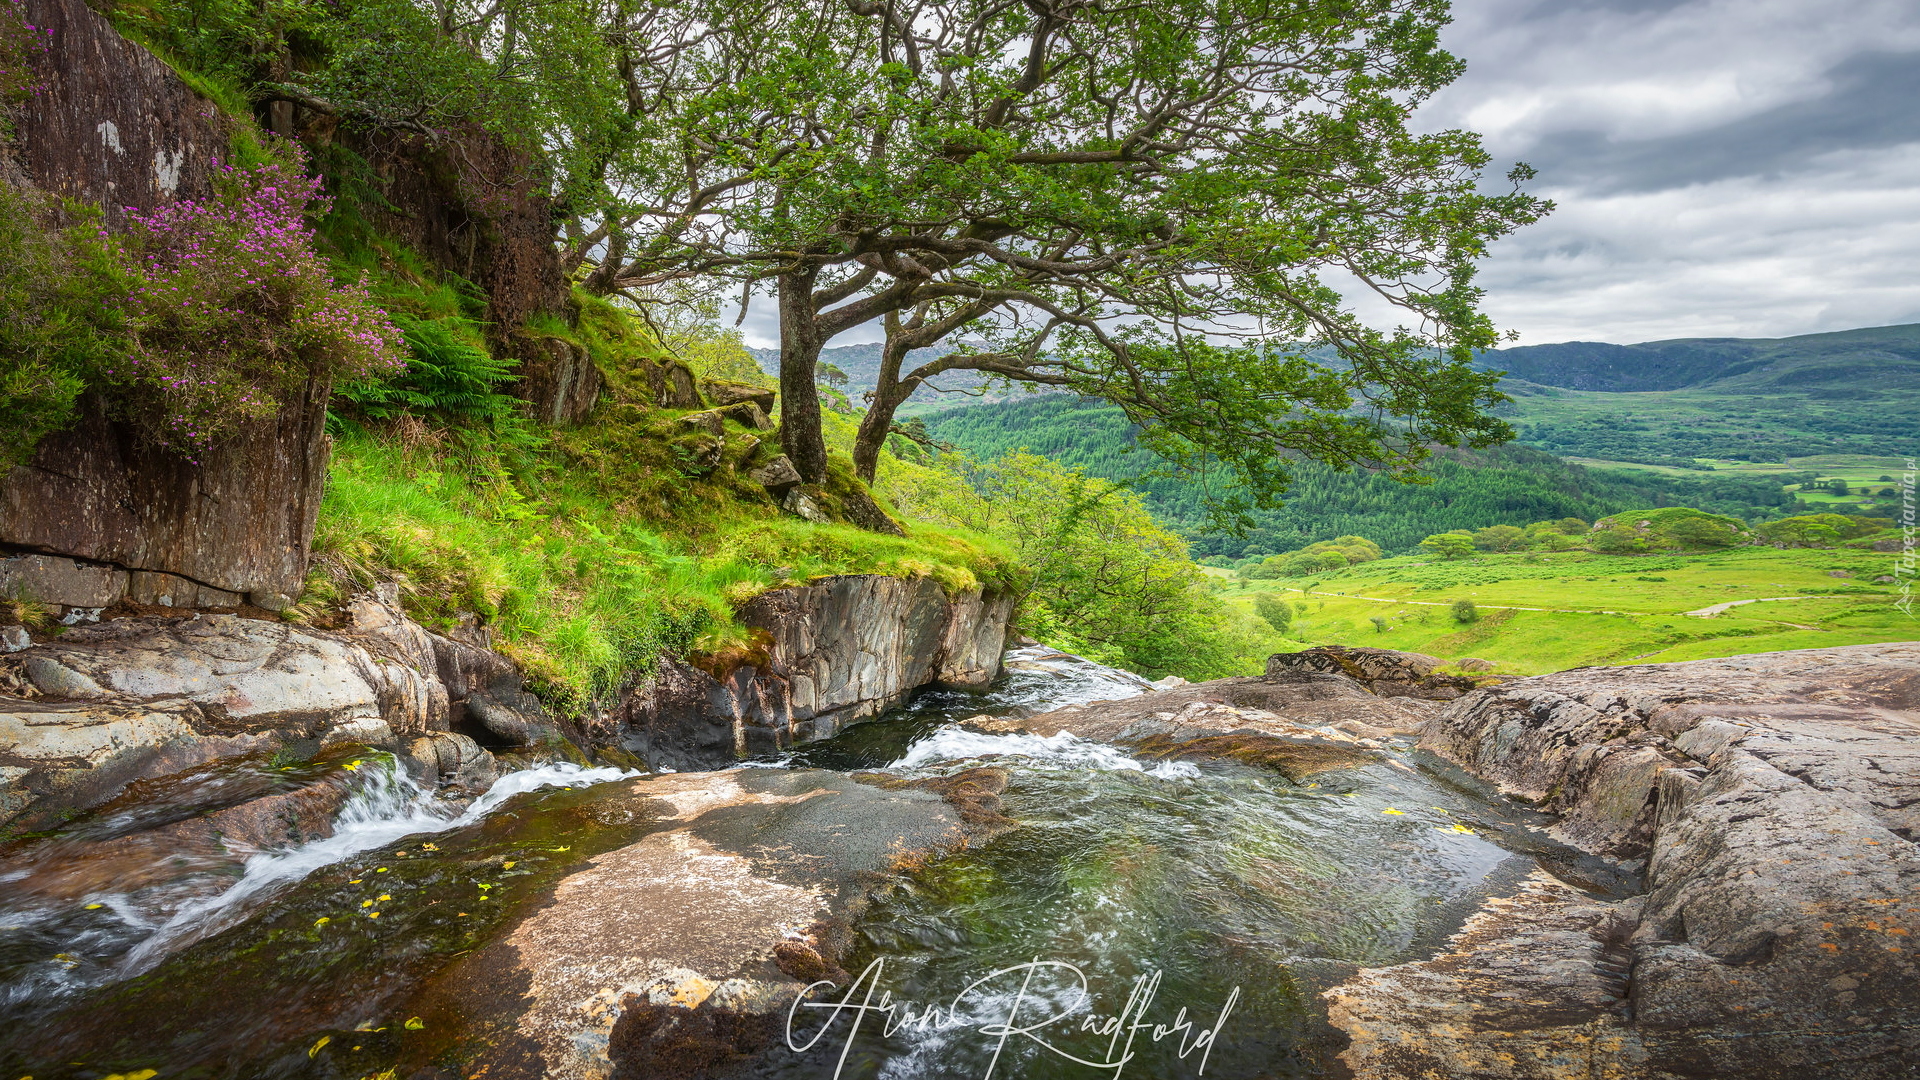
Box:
1484 323 1920 463
920 396 1805 557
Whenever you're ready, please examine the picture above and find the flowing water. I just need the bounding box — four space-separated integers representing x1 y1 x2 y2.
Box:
0 646 1619 1078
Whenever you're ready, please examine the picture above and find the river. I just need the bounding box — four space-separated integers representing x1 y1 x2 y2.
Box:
0 646 1618 1078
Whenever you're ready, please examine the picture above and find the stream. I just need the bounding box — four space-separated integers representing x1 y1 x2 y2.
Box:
0 646 1616 1079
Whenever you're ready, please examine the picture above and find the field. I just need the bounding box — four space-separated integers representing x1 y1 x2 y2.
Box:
1218 546 1914 675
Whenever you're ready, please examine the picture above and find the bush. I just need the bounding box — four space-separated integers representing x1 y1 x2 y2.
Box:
1472 524 1529 552
1450 598 1478 623
336 314 520 423
112 148 404 456
0 182 120 465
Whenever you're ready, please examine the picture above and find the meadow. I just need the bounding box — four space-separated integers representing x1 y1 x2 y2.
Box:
1217 545 1912 675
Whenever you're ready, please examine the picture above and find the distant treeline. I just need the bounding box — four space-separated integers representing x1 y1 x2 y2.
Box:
922 397 1809 557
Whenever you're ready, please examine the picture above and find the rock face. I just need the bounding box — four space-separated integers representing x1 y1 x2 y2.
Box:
2 0 328 605
599 576 1013 770
396 767 998 1080
12 0 231 224
509 335 604 426
1325 643 1920 1079
0 595 559 831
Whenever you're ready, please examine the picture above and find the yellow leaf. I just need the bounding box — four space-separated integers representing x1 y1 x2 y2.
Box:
1382 808 1406 815
343 761 360 772
368 911 381 919
315 917 331 928
309 1034 331 1058
456 912 469 917
404 1016 426 1030
349 879 362 884
361 900 375 908
377 894 390 902
376 867 389 873
502 861 515 870
1450 823 1475 834
84 903 104 910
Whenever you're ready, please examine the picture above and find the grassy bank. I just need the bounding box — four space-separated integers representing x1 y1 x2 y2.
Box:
1219 546 1910 675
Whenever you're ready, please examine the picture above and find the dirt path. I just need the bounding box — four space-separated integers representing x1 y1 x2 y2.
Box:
1286 589 1818 619
1680 596 1812 617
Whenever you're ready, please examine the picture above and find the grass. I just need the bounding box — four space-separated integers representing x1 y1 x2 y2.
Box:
1218 546 1912 675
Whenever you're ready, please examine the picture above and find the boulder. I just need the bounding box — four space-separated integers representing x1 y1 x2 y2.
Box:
748 455 803 493
644 359 705 409
1325 643 1920 1078
781 489 830 524
718 400 772 430
1268 644 1500 700
700 380 776 412
402 731 498 794
511 335 603 427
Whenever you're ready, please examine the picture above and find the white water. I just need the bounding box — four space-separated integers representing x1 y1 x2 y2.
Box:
117 756 637 974
887 726 1202 780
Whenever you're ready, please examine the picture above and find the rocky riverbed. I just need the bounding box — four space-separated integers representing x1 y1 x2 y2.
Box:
1 629 1915 1078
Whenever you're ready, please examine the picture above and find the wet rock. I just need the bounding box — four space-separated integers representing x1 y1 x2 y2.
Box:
852 765 1013 828
1325 872 1642 1080
404 732 499 794
0 625 30 653
402 768 986 1080
598 576 1012 770
1326 643 1920 1078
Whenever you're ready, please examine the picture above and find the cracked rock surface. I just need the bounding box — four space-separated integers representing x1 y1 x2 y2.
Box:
1325 643 1920 1079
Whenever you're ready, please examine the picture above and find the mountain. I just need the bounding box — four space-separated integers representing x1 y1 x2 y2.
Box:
1480 322 1920 393
921 396 1806 557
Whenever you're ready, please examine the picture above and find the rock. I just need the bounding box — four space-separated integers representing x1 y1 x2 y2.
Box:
700 380 776 412
836 483 906 537
1268 644 1501 700
644 359 705 409
1325 872 1640 1080
1876 575 1897 583
0 553 127 609
1828 568 1853 577
748 455 803 492
393 768 993 1080
781 489 830 524
1325 643 1920 1078
718 400 772 430
1452 656 1496 672
250 589 296 612
598 576 1012 770
1151 675 1188 690
511 335 603 427
676 410 726 438
670 433 725 476
0 626 29 653
125 569 246 608
403 731 498 793
0 595 554 829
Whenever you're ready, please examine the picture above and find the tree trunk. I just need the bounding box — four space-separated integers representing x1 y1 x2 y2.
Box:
852 332 917 483
776 268 829 484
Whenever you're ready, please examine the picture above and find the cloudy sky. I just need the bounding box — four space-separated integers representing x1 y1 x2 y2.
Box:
1424 0 1920 346
740 0 1920 350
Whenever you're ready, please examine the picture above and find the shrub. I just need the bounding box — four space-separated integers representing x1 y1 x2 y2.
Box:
1450 598 1478 623
112 147 404 457
1472 524 1529 552
0 182 125 466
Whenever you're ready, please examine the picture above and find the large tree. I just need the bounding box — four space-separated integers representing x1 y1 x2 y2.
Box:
575 0 1547 510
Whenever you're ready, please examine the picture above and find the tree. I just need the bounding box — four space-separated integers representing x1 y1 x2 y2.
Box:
1472 524 1529 552
1420 532 1476 560
1369 615 1389 633
582 0 1546 517
1450 599 1477 623
1255 593 1295 635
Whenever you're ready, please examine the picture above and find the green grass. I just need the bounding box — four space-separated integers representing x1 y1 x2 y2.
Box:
309 414 1015 715
1217 546 1913 675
